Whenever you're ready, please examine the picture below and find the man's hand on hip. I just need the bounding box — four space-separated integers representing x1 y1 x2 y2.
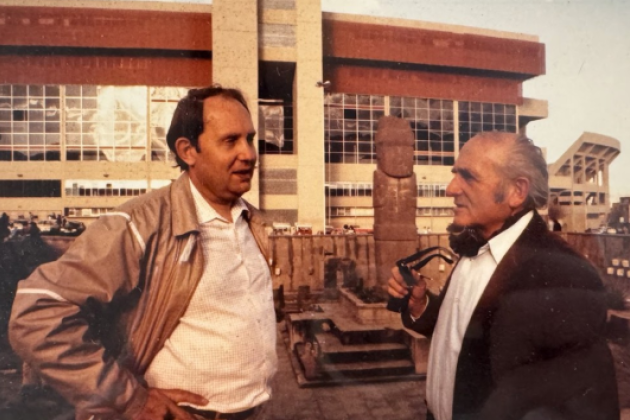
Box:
134 388 208 420
387 266 428 319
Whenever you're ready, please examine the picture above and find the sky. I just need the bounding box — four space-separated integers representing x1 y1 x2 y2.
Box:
90 0 630 200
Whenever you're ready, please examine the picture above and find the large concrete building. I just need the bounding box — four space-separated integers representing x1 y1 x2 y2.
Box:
548 132 620 232
0 0 550 232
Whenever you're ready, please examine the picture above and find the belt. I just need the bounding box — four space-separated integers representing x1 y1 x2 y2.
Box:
184 406 257 420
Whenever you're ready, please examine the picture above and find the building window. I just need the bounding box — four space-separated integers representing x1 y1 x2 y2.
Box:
324 93 385 164
0 84 188 162
327 207 375 217
418 184 447 198
64 180 149 197
258 101 294 155
458 101 517 148
0 84 61 161
324 95 517 167
0 180 61 197
261 0 296 10
326 183 373 197
150 87 188 162
416 207 454 217
390 97 455 166
66 86 147 162
65 207 114 217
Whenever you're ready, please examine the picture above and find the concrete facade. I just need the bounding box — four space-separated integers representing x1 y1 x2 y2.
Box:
0 0 556 233
213 0 260 206
294 0 326 231
548 132 620 232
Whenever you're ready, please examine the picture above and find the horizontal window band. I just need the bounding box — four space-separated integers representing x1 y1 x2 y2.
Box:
0 46 212 60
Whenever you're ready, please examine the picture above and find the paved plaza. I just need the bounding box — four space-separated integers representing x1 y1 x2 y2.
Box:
1 323 630 419
259 324 427 420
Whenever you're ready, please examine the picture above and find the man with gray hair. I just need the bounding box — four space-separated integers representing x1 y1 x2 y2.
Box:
388 132 618 419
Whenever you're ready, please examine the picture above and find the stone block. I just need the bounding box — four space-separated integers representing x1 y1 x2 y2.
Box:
409 334 431 374
338 287 401 325
274 235 293 290
374 239 418 287
374 116 415 177
373 224 418 241
291 236 305 288
373 171 417 214
376 146 416 178
355 235 371 286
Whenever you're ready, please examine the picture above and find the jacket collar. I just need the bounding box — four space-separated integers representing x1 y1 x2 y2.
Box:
170 172 200 237
473 210 547 316
170 171 267 237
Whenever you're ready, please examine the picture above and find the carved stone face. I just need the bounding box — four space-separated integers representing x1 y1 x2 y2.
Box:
375 116 415 178
376 145 415 178
372 116 419 285
373 172 417 217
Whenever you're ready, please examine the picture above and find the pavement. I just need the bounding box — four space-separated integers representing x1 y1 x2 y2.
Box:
259 324 427 420
2 323 630 420
0 324 429 420
262 324 630 420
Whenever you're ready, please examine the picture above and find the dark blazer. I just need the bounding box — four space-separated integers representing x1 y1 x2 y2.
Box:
404 212 619 420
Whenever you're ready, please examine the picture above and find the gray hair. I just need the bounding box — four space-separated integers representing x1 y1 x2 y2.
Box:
477 132 549 210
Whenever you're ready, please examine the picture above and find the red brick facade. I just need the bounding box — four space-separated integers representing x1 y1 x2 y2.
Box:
0 6 212 86
323 19 544 104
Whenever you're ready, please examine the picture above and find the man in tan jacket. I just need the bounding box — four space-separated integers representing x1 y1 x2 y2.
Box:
9 86 278 420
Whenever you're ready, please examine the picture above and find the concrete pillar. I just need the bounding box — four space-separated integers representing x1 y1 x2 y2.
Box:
294 1 325 232
603 160 610 207
212 0 260 206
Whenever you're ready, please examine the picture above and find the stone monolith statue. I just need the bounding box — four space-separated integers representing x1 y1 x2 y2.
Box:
373 116 418 293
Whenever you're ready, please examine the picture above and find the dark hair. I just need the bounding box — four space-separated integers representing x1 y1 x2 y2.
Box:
166 85 250 170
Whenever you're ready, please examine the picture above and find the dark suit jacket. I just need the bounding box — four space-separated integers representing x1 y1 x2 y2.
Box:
404 212 619 420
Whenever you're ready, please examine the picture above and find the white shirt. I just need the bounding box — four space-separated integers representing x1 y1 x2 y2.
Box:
426 211 533 420
144 181 277 413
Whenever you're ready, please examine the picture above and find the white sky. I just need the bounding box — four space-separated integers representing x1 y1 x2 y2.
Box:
87 0 630 200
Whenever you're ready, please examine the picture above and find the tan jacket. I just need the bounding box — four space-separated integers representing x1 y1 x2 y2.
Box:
9 173 271 420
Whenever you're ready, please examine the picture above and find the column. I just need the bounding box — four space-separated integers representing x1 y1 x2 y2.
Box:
212 0 260 205
294 0 325 232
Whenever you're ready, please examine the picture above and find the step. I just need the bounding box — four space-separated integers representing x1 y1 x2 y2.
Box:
285 328 424 387
319 358 415 379
317 302 403 331
314 332 410 363
287 305 405 345
315 332 407 354
332 324 405 345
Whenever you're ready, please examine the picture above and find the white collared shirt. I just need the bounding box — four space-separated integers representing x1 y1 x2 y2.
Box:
426 211 534 420
144 181 277 413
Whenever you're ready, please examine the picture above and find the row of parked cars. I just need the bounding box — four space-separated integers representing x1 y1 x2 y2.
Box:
586 226 628 235
270 223 374 236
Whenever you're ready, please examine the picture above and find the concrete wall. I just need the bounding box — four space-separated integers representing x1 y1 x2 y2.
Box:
22 232 630 296
268 233 453 295
564 233 630 275
270 232 630 296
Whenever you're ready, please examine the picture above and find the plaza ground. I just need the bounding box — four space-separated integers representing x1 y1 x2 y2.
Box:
0 322 629 420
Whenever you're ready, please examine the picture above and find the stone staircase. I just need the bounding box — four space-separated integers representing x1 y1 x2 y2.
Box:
286 299 427 387
310 330 415 379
